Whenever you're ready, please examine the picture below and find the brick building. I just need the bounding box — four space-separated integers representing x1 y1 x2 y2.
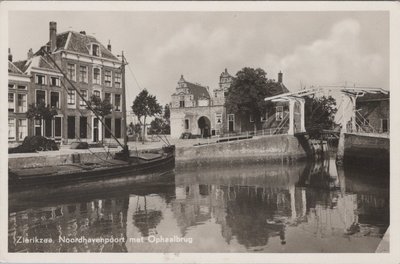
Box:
170 69 289 139
11 21 124 145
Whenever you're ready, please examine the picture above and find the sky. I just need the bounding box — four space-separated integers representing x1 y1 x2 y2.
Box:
8 11 389 106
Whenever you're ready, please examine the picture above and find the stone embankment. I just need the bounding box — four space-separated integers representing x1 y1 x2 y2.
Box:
9 135 309 169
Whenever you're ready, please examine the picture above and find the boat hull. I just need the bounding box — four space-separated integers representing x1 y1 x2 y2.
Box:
9 153 175 190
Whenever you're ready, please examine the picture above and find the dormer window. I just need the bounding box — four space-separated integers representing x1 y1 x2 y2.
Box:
92 44 100 57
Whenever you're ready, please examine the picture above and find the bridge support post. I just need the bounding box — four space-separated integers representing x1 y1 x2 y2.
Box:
299 98 306 133
288 99 295 135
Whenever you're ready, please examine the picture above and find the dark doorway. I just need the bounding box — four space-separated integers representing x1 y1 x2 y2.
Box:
80 117 87 139
198 116 211 138
67 116 75 139
54 117 62 138
93 118 99 142
44 119 52 137
115 118 121 138
105 118 112 138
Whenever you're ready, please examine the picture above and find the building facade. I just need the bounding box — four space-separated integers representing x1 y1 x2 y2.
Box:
10 21 124 146
8 57 31 147
170 69 289 139
356 93 390 134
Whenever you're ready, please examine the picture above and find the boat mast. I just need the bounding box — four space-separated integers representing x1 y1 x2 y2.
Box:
121 51 128 147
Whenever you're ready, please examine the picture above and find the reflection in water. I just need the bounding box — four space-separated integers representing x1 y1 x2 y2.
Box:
9 160 389 253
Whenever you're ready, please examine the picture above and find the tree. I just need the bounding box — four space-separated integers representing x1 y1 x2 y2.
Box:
26 102 58 136
304 95 338 137
225 67 275 130
131 89 162 143
149 104 171 135
87 94 112 142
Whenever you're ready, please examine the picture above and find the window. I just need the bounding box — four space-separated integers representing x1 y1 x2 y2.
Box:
35 74 46 85
8 93 15 112
18 119 27 140
250 114 254 123
18 85 27 90
36 90 46 105
92 44 100 57
54 117 62 138
8 118 16 140
50 92 60 108
185 119 189 130
67 64 76 81
17 94 27 112
261 113 267 122
214 92 218 98
79 66 88 83
105 70 112 87
105 93 111 103
115 118 121 138
67 116 75 139
80 117 87 139
67 90 75 105
115 94 121 111
80 90 88 107
228 114 235 132
276 106 283 121
8 84 14 89
216 113 222 124
179 96 185 108
44 119 52 137
114 72 121 88
93 68 101 84
93 90 101 98
382 119 388 133
105 118 112 138
50 77 60 87
34 119 42 136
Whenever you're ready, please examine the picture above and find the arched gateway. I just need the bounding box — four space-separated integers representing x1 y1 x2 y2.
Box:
198 116 211 138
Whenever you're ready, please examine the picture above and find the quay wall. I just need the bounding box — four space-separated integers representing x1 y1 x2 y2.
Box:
343 133 389 169
9 135 308 169
175 135 307 167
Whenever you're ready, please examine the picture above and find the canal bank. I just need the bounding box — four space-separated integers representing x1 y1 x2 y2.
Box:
8 135 308 169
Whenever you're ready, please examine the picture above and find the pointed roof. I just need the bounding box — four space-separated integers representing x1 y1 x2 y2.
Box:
220 68 232 78
13 55 61 75
8 61 25 75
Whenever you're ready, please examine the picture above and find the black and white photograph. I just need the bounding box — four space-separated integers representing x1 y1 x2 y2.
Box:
1 1 399 263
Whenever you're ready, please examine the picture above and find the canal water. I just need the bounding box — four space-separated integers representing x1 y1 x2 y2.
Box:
8 159 389 253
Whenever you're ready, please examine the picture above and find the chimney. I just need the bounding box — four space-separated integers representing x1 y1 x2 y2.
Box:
27 48 33 59
80 31 86 35
107 40 112 51
278 71 283 83
8 48 13 62
49 21 57 52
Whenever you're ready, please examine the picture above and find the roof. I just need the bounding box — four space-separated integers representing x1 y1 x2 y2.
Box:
357 92 390 103
220 68 232 78
266 81 290 96
8 61 25 75
36 31 119 61
13 55 60 75
173 75 210 100
186 81 211 100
